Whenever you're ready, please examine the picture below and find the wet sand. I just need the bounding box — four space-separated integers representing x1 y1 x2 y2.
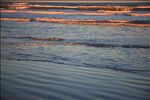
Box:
1 1 150 100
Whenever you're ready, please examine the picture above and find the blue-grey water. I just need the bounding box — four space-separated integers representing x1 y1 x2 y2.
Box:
1 2 150 100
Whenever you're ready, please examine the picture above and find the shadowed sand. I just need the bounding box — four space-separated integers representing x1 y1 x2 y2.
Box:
1 17 150 27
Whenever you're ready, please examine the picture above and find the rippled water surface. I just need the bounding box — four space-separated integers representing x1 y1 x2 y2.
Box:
1 1 150 100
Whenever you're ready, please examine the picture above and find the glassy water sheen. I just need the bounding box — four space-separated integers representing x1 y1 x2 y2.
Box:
1 1 150 100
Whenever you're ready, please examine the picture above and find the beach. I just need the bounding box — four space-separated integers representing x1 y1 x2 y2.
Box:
1 1 150 100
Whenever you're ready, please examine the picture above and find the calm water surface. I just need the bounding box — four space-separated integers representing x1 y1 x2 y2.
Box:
1 2 150 100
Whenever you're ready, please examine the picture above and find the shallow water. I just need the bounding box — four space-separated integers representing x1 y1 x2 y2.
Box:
1 1 150 100
1 21 150 100
1 59 150 100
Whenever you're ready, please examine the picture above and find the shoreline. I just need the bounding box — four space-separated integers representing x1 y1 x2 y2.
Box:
1 10 150 17
1 1 150 3
1 17 150 27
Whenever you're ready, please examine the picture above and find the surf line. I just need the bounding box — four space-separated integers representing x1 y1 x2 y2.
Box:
1 17 150 27
2 3 150 11
2 10 150 16
7 41 150 49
